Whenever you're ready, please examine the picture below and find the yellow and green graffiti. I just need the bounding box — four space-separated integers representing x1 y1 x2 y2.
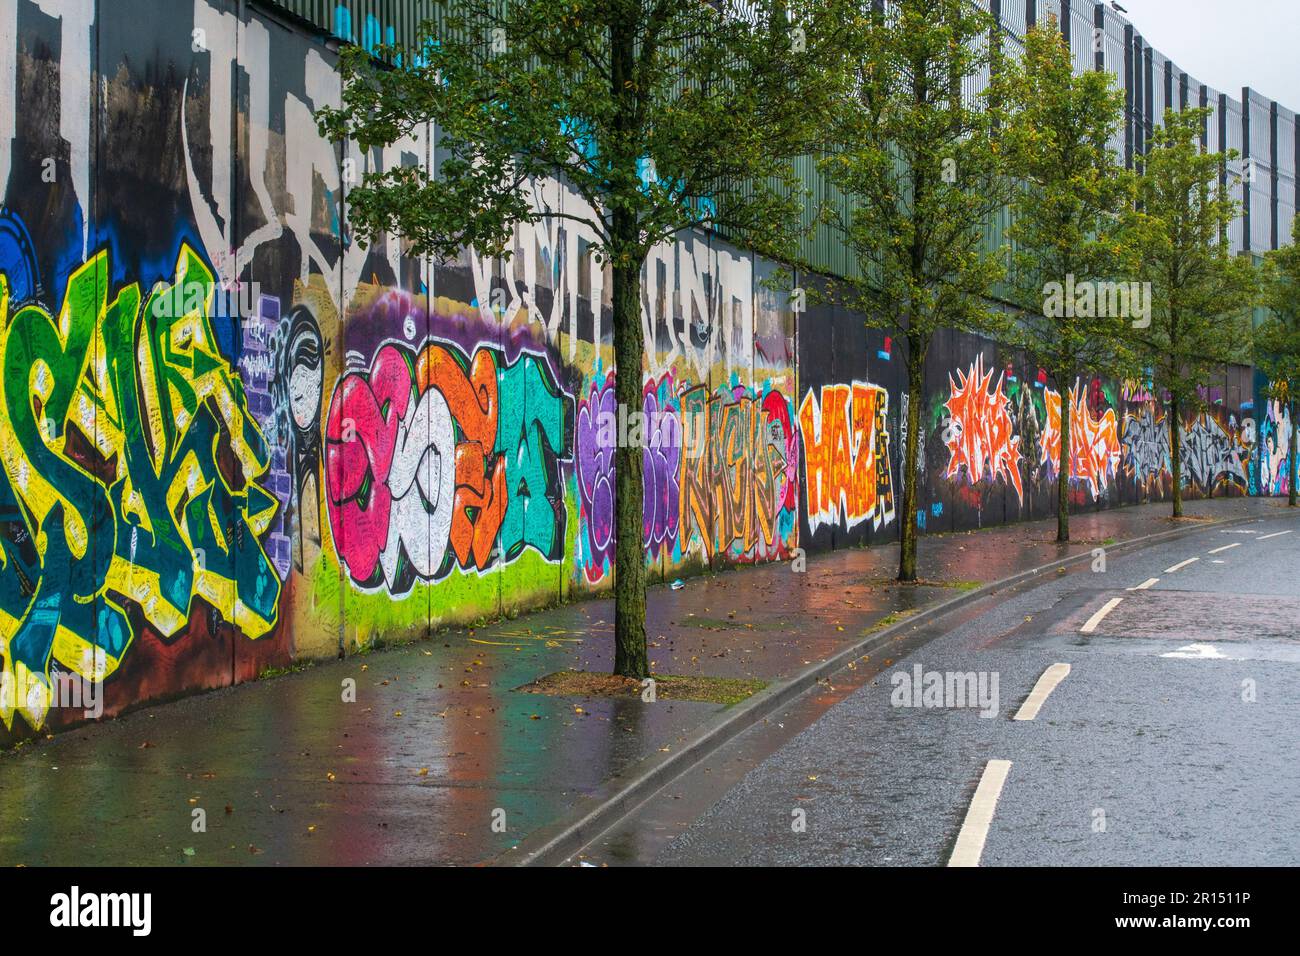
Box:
0 245 280 729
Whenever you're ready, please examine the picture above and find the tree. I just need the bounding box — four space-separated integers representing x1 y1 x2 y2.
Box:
1133 107 1258 517
818 0 1012 581
999 20 1139 542
1257 213 1300 507
316 0 859 677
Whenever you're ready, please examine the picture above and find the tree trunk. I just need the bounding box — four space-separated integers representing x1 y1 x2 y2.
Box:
1290 398 1298 508
1170 394 1183 518
611 260 648 678
898 355 923 582
1057 376 1070 542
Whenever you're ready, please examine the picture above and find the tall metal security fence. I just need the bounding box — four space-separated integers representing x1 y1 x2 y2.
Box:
0 0 1286 740
261 0 1300 273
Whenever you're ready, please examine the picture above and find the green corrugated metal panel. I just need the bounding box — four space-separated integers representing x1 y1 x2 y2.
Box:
259 0 1019 284
261 0 869 281
263 0 437 52
264 0 1289 284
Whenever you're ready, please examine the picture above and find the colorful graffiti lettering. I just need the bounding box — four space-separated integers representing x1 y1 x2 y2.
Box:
643 374 682 562
0 245 281 730
576 371 786 578
1181 412 1249 493
942 356 1025 505
1121 378 1156 403
1121 406 1171 491
798 382 896 533
1041 382 1121 498
324 340 571 592
679 384 799 562
575 372 616 582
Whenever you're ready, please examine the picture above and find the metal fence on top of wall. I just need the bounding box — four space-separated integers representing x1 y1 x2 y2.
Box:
262 0 1300 271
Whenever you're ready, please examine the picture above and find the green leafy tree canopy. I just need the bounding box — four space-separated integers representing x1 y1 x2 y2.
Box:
999 19 1138 540
818 0 1012 579
318 0 862 270
1257 213 1300 505
1133 106 1258 515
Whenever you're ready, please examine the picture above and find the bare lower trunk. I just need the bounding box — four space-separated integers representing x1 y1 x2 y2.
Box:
1057 377 1070 542
898 357 923 581
611 261 648 678
1170 394 1183 518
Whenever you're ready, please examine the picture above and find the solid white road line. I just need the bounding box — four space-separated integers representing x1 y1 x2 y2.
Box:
1207 542 1240 555
1127 577 1159 591
1080 597 1123 634
1258 530 1295 541
1164 557 1199 573
1013 663 1071 721
948 760 1013 868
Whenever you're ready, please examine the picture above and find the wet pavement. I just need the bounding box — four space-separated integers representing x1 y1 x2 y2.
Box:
606 504 1300 867
0 496 1285 866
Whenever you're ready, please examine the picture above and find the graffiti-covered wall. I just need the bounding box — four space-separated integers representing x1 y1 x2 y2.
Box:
0 0 1276 739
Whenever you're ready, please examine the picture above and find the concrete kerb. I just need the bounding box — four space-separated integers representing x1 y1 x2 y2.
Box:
495 508 1286 867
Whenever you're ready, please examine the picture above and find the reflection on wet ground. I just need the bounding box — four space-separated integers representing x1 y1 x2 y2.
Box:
0 497 1279 865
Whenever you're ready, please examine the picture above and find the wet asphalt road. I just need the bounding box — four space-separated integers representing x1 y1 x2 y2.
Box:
584 511 1300 866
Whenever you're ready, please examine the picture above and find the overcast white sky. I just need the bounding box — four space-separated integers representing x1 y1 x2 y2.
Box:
1115 0 1300 108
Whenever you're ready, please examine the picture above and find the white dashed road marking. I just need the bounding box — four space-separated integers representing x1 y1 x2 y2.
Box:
1164 557 1199 573
1013 663 1071 721
948 760 1013 868
1258 530 1295 541
1080 597 1123 634
1127 577 1159 590
1207 543 1240 555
